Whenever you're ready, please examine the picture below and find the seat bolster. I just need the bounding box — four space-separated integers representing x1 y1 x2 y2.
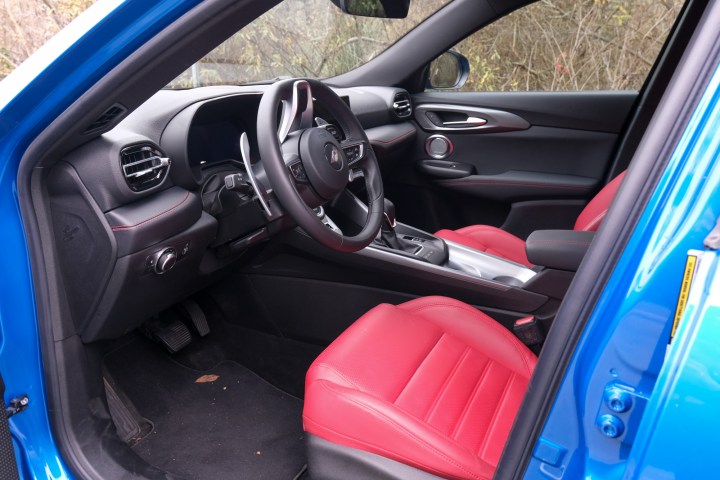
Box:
574 170 626 231
398 296 536 377
304 380 495 480
435 225 532 267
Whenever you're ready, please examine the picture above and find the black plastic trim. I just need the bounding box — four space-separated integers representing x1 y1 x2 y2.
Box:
104 186 201 256
525 230 595 272
306 434 444 480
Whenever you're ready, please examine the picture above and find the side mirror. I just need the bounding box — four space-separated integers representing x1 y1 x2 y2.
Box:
427 51 469 90
329 0 410 18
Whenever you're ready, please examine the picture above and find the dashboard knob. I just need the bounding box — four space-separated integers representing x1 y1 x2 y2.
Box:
155 248 177 274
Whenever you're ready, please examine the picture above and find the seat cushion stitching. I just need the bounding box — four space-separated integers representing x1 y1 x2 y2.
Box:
477 371 515 459
316 380 486 480
424 345 472 422
403 303 534 376
312 363 364 391
450 356 493 440
393 332 446 404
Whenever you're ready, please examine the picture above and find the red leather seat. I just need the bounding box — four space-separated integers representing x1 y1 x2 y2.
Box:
435 171 627 266
304 296 537 480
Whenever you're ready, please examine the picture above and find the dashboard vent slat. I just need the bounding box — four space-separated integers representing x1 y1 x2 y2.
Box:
392 92 412 118
120 144 170 192
83 103 127 135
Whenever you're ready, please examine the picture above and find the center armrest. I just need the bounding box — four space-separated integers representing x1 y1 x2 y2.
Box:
526 230 595 271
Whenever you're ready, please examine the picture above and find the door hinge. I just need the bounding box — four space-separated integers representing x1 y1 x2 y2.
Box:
5 395 29 418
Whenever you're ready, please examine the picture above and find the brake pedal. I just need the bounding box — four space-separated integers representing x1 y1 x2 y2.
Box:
177 299 210 337
144 318 192 354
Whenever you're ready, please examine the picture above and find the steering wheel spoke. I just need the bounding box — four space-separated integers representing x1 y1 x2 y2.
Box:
278 80 314 143
340 139 369 167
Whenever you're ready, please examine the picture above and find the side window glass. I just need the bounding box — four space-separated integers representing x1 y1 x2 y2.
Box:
430 0 684 92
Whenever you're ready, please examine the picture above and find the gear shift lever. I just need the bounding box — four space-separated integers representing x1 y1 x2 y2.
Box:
382 198 397 231
373 198 449 264
379 199 401 248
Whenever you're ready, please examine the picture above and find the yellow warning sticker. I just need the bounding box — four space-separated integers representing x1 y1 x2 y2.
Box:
670 252 700 342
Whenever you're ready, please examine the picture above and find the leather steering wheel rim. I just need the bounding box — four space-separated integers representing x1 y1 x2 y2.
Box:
257 78 384 252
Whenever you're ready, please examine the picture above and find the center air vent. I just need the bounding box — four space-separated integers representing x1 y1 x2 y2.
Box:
120 144 170 192
392 92 412 118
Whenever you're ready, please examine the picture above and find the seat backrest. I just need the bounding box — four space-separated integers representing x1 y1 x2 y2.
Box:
573 171 627 232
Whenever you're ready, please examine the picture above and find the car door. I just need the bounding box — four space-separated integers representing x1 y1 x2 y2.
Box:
384 0 686 238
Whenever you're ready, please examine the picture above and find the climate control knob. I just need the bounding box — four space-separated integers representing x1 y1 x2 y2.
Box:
155 248 177 274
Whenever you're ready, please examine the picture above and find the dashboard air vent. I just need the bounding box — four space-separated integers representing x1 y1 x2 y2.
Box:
83 103 127 135
120 144 170 192
392 92 412 118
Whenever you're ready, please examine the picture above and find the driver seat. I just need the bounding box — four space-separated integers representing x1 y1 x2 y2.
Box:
303 296 536 480
434 171 627 267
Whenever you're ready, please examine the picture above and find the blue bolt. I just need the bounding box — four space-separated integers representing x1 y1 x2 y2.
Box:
598 414 625 438
605 386 632 413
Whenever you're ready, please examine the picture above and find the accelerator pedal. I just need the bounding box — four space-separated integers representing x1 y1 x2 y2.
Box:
144 317 192 354
177 299 210 337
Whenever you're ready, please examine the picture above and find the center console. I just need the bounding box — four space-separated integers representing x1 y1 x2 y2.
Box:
299 192 590 322
367 198 538 290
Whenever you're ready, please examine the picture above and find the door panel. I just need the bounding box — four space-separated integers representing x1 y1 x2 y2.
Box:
381 91 636 236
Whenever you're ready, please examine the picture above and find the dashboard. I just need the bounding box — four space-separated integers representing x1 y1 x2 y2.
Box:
48 84 417 342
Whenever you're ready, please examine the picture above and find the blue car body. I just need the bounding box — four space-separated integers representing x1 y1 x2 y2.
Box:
0 1 717 479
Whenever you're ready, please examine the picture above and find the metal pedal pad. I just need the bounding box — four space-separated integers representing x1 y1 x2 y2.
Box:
177 299 210 337
146 318 192 354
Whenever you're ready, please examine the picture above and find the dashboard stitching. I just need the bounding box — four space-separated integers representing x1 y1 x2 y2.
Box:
110 191 191 230
438 180 590 190
372 128 415 145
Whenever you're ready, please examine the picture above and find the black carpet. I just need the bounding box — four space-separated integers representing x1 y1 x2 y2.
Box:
172 322 323 399
104 337 306 480
167 294 324 399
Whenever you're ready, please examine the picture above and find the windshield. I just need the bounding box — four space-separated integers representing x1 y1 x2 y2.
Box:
167 0 449 88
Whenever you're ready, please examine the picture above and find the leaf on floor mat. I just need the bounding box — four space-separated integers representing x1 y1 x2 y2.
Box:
195 374 220 383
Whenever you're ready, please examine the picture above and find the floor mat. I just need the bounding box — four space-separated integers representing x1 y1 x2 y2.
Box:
167 295 324 399
173 322 323 399
104 336 306 480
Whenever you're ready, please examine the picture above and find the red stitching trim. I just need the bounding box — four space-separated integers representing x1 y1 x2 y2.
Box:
110 191 191 231
439 180 589 190
530 239 592 246
372 128 416 145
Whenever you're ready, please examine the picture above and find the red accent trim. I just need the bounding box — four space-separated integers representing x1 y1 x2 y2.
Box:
110 191 191 231
304 297 536 480
372 128 416 145
438 179 590 190
514 316 535 326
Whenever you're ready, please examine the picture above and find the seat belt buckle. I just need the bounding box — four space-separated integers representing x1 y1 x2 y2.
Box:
513 316 545 349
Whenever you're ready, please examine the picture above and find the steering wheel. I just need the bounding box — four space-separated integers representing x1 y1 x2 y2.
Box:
257 78 384 252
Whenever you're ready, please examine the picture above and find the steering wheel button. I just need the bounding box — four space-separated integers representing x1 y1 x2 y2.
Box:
290 162 308 182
